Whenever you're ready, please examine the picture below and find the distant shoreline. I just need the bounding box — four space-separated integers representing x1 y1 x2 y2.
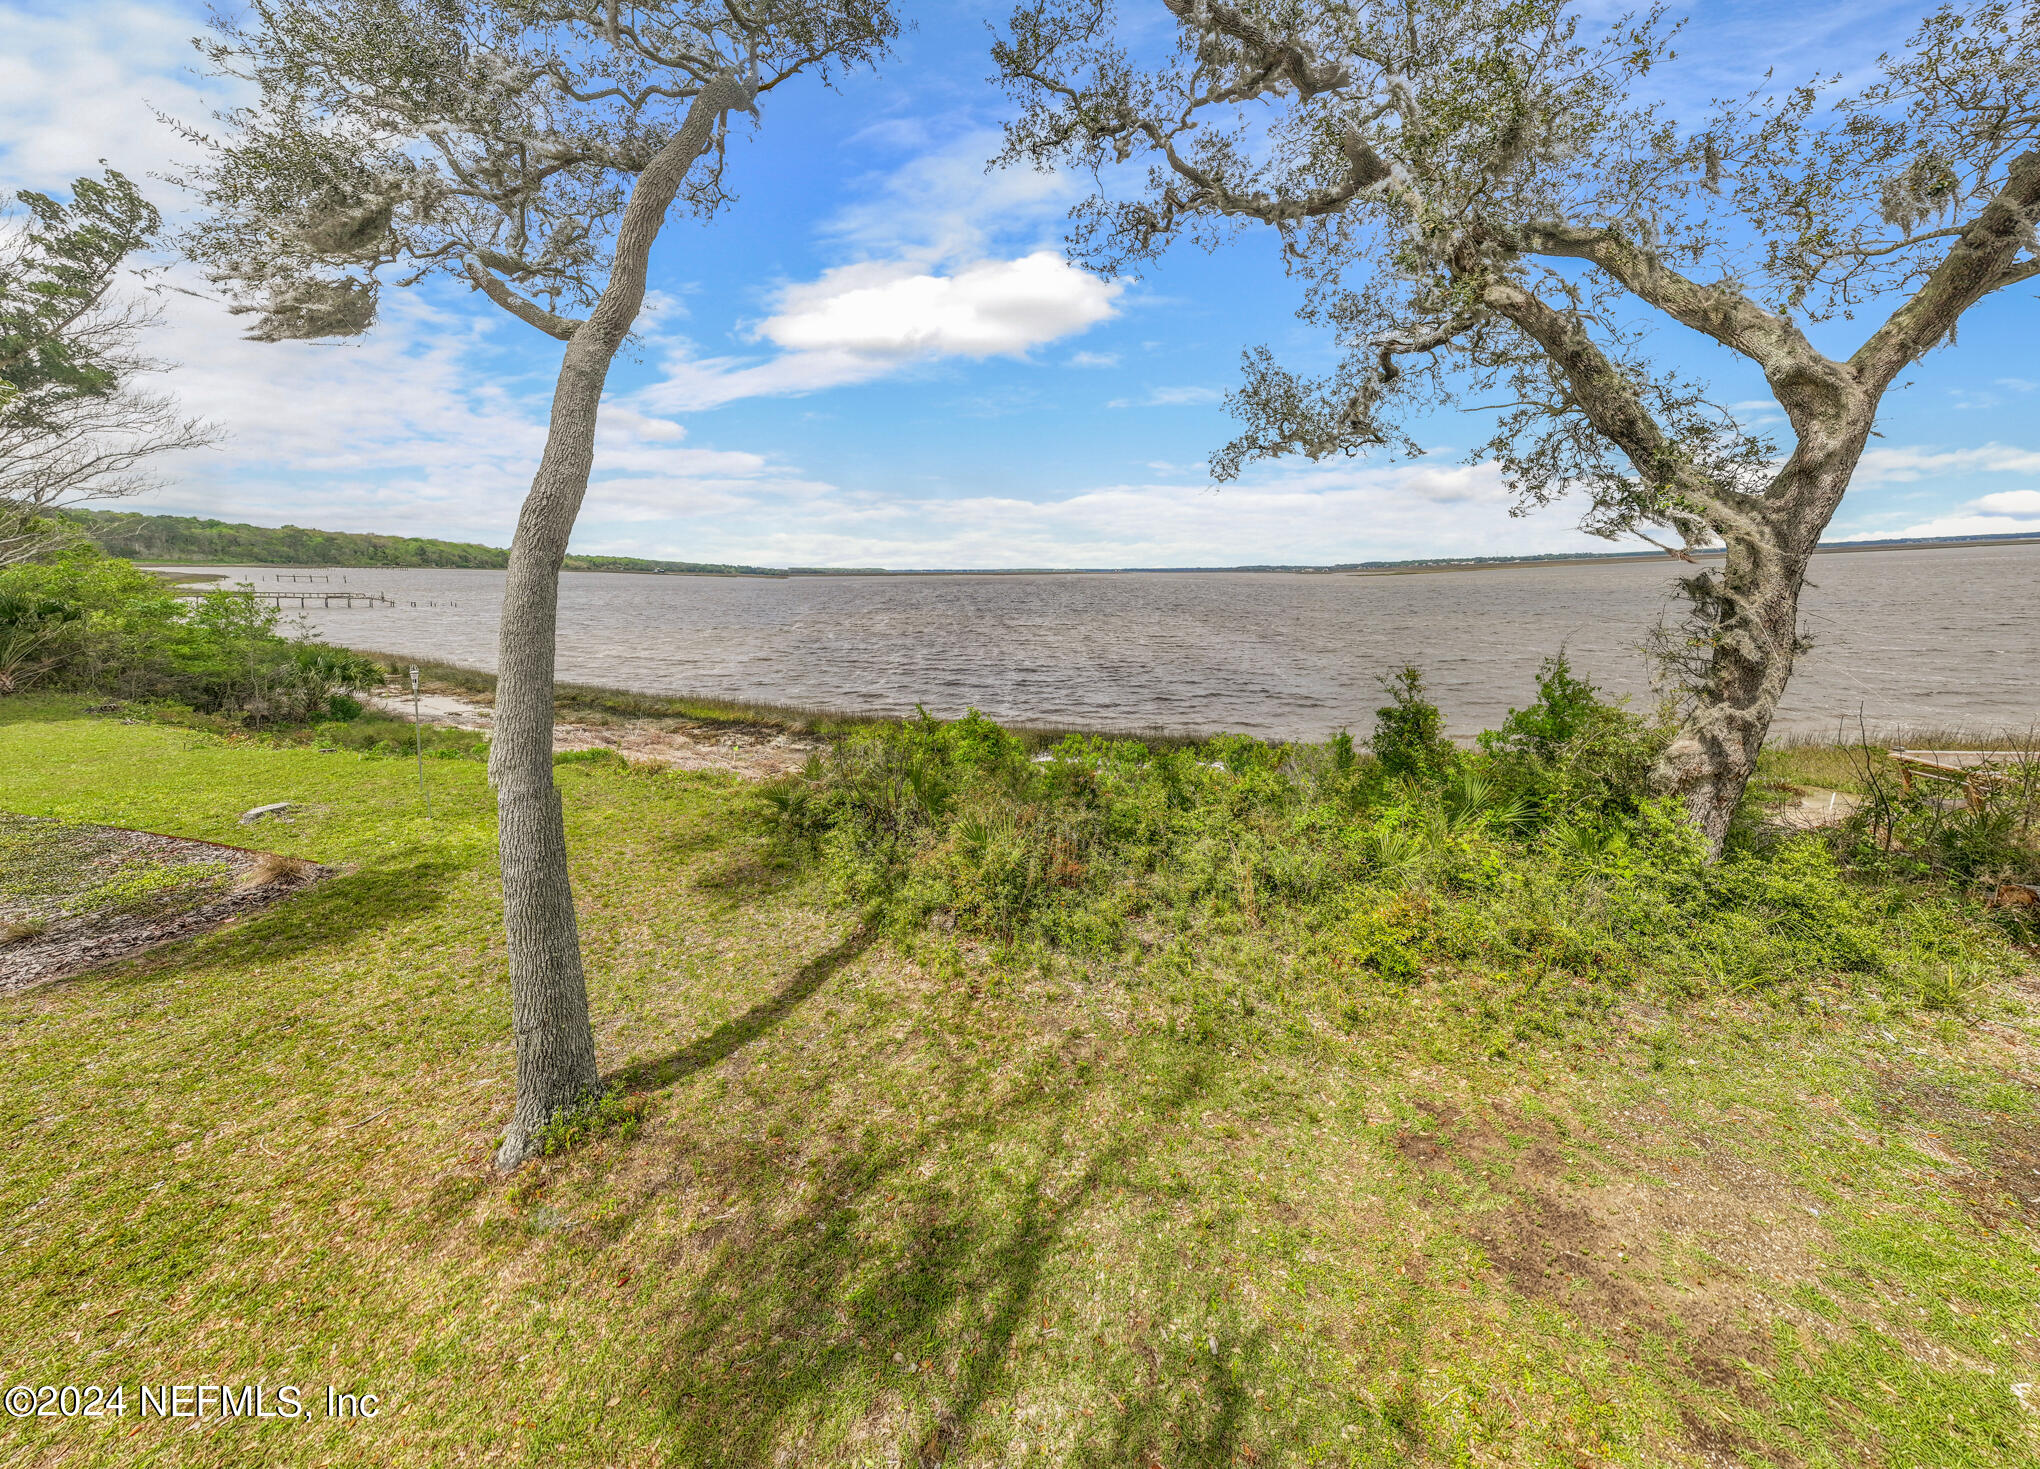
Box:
142 530 2040 580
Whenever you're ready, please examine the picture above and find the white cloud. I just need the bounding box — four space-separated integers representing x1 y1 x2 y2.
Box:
640 130 1120 410
1843 513 2040 540
821 127 1078 265
1995 378 2039 393
643 254 1121 412
1837 474 2040 542
575 456 1609 570
113 268 827 545
1108 385 1224 409
1068 350 1121 369
0 2 226 192
1975 489 2040 516
759 252 1118 359
1853 442 2040 486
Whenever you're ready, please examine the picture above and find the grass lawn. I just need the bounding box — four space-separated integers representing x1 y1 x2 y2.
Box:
4 695 2040 1467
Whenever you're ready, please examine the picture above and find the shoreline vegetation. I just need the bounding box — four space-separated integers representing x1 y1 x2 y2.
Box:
6 550 2040 1463
5 661 2040 1464
69 506 2040 579
329 650 2040 761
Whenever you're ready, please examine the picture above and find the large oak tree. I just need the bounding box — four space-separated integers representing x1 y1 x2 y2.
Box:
996 0 2039 846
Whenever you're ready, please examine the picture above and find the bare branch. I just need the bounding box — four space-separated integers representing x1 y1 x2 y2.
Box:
462 255 586 339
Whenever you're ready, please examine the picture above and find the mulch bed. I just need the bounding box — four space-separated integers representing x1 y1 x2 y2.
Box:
0 814 334 995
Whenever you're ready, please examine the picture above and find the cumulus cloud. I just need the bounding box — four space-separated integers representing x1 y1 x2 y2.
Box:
1837 469 2040 542
640 131 1121 410
759 253 1118 359
641 256 1121 412
1974 489 2040 516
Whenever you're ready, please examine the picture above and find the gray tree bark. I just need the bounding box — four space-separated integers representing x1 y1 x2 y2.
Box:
1651 530 1807 848
490 75 752 1172
1651 427 1875 850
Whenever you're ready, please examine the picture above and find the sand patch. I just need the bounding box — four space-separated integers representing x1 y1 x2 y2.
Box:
365 685 825 779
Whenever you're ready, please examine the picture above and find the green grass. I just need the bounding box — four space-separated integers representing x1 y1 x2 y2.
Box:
4 695 2040 1466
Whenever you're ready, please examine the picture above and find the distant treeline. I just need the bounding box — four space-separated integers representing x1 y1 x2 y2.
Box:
64 509 781 577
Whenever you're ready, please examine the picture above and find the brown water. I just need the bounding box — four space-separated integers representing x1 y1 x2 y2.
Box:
170 543 2039 741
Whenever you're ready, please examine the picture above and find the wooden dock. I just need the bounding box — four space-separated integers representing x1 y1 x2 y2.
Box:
176 589 393 609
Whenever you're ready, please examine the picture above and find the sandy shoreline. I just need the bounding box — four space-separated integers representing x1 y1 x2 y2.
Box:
365 682 826 779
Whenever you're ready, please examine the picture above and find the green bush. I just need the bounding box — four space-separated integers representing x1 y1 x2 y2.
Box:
1370 665 1455 783
1480 653 1666 827
1480 651 1602 762
0 547 378 725
766 677 2016 1013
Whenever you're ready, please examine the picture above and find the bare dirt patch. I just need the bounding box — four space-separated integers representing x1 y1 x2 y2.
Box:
1395 1097 1835 1462
365 685 825 779
0 813 333 994
1873 1067 2040 1232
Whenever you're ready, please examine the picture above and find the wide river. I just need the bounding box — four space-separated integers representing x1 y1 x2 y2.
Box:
167 543 2038 741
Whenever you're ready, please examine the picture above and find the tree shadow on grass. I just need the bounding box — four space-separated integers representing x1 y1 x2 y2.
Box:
607 925 877 1094
106 856 470 986
634 1049 1258 1467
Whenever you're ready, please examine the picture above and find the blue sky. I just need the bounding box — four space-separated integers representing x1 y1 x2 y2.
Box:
3 0 2036 567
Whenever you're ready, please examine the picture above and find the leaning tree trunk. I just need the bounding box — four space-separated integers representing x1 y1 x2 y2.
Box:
491 77 750 1172
1652 451 1864 854
1650 522 1808 850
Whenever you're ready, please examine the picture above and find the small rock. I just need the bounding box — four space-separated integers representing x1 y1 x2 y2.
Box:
238 802 293 824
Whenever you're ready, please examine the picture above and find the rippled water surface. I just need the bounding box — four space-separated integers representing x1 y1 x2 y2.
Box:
171 544 2040 740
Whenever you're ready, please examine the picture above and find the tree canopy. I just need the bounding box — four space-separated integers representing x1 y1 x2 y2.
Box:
995 0 2039 841
995 0 2037 532
0 169 214 565
181 0 897 343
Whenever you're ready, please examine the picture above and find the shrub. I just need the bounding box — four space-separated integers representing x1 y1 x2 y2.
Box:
1479 654 1666 828
1831 736 2040 887
763 682 2020 1022
0 547 378 725
1480 651 1601 763
1370 665 1455 783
